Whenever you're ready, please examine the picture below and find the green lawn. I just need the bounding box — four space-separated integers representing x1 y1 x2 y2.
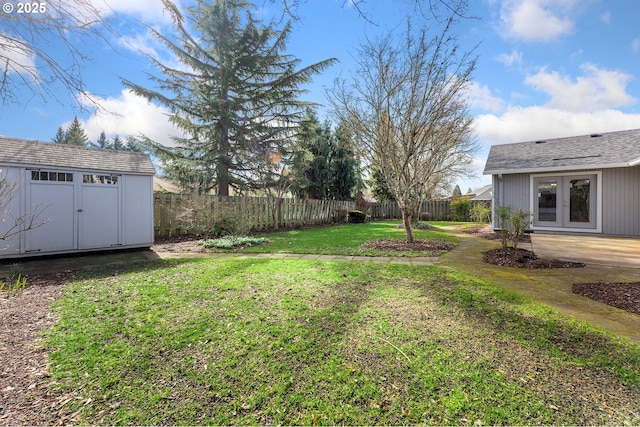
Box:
44 257 640 425
209 221 460 257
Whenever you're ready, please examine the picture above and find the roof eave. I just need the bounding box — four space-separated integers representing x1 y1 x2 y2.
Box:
483 162 631 176
0 160 155 175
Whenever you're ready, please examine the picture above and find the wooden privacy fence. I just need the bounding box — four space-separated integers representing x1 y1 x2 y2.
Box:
368 199 491 221
154 193 356 236
153 193 491 237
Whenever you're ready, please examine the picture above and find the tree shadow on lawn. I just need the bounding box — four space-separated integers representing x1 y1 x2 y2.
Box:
415 270 640 382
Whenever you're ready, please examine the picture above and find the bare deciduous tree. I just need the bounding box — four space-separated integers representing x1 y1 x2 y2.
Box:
0 174 47 246
329 9 478 243
0 0 111 107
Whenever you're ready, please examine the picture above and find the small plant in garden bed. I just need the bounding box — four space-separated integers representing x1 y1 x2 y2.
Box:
199 235 270 249
1 263 27 298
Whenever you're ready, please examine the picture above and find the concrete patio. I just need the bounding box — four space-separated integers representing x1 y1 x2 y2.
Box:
529 233 640 268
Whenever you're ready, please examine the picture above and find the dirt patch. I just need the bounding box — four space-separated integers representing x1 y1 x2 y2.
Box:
0 271 73 425
363 239 453 252
483 248 586 269
153 235 206 253
463 224 532 243
573 282 640 315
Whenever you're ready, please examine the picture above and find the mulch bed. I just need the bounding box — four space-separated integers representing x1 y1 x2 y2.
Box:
363 239 453 252
1 271 75 425
572 282 640 315
483 248 586 269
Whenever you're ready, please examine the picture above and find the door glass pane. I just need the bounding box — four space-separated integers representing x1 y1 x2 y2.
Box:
569 179 590 222
537 180 557 221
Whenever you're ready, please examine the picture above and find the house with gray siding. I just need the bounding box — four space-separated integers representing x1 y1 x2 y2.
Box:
0 137 155 258
483 128 640 236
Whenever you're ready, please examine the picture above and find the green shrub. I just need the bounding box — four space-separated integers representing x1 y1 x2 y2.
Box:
469 203 491 223
495 205 533 250
450 197 472 221
347 210 367 223
200 236 270 249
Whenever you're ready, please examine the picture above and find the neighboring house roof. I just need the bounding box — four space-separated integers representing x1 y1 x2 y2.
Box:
483 128 640 175
0 136 155 175
471 184 492 201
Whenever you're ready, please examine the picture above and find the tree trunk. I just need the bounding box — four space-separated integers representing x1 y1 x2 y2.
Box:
218 86 230 197
400 206 414 243
217 157 230 196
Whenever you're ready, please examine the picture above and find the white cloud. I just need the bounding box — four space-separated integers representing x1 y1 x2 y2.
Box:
469 82 505 112
475 107 640 145
116 30 164 59
600 11 611 24
0 34 37 81
633 38 640 53
495 49 523 69
525 63 636 111
91 0 176 23
73 89 184 146
498 0 578 42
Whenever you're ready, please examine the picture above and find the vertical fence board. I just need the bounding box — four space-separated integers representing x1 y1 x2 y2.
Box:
153 192 489 237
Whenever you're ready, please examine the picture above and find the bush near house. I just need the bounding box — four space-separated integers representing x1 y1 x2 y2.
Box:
495 205 533 250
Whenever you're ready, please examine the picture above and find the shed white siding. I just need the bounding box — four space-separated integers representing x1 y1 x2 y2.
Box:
122 175 154 246
0 137 155 259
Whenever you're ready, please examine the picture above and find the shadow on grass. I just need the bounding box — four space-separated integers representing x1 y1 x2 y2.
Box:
416 270 640 387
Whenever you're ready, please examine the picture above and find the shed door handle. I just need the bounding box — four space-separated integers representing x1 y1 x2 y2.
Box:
77 209 84 212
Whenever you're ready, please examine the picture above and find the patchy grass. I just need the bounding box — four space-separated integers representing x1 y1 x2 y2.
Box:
44 259 640 426
232 221 460 257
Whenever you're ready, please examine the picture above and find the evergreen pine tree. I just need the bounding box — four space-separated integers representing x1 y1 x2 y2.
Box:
52 127 66 144
369 165 395 201
65 116 88 146
452 184 462 197
122 0 336 195
329 121 359 200
126 136 143 152
290 111 331 199
112 135 124 151
94 131 110 149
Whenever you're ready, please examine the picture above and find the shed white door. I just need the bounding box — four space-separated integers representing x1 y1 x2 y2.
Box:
78 174 121 249
26 171 76 253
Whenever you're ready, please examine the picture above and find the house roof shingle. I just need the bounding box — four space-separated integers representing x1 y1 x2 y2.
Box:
483 128 640 175
0 136 155 175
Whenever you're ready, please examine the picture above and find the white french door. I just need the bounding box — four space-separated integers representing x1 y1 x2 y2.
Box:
533 174 598 230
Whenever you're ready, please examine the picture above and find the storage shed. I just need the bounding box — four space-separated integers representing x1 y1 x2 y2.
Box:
0 136 155 258
483 128 640 236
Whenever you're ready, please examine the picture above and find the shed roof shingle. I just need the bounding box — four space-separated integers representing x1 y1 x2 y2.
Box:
0 136 155 175
483 128 640 175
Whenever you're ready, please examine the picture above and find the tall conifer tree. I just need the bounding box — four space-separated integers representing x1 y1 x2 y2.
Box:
64 116 88 146
52 127 66 144
123 0 336 195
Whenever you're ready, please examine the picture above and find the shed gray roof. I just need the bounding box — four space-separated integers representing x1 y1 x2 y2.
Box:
0 136 155 175
483 128 640 175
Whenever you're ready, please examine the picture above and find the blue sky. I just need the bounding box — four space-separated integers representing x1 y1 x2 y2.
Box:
2 0 640 193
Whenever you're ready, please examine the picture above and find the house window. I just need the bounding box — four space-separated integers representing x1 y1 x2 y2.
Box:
569 178 590 223
83 174 119 185
31 171 74 182
537 180 557 222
